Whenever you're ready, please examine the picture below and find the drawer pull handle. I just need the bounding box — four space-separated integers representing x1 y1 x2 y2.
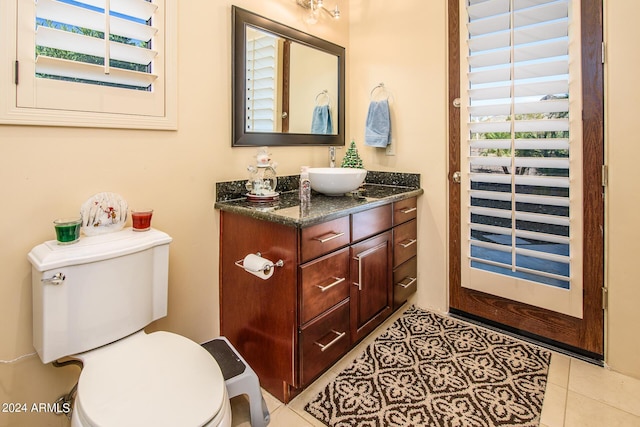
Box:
313 231 345 243
400 238 417 248
315 330 346 352
316 277 346 292
400 207 417 214
397 276 417 288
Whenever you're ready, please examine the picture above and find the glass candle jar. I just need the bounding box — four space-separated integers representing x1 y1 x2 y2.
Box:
53 218 82 244
131 210 153 231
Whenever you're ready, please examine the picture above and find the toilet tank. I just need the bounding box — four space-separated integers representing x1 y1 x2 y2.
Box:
28 228 173 364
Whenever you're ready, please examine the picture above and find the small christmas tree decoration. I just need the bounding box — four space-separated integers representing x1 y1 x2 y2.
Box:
341 140 364 169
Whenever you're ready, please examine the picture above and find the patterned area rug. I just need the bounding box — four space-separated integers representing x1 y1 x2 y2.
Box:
305 306 551 426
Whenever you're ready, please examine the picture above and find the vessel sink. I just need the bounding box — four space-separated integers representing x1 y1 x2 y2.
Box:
308 167 367 196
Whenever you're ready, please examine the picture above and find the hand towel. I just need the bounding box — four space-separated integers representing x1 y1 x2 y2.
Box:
364 99 391 147
311 105 333 134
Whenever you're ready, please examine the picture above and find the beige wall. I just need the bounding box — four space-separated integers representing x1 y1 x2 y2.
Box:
603 0 640 379
348 0 448 313
0 2 348 426
0 1 638 426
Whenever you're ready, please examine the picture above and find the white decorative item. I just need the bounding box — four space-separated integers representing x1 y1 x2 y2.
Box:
255 146 272 167
246 147 279 201
80 192 128 235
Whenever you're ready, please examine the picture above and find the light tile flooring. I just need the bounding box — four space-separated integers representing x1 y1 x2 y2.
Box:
230 310 640 427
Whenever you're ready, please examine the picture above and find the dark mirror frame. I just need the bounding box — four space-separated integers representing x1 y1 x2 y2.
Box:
232 6 346 147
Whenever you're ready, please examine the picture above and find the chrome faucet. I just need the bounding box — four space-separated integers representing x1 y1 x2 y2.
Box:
329 146 336 167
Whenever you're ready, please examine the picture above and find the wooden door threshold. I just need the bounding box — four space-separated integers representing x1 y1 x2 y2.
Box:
449 308 604 366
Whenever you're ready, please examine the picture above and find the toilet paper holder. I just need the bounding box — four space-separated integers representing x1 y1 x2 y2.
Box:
234 252 284 273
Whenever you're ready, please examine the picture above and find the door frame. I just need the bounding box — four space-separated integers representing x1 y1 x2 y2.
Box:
447 0 605 358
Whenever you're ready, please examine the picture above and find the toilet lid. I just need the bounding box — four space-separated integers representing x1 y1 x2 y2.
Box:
75 331 226 427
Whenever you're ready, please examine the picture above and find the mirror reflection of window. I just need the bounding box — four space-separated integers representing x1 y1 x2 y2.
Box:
244 24 339 136
245 27 283 132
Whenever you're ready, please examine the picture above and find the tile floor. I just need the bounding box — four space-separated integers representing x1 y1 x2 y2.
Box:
229 310 640 427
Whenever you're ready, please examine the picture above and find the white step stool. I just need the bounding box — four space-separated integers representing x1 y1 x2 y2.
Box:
202 337 270 427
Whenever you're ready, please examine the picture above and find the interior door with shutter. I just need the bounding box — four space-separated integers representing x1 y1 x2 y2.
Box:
448 0 604 357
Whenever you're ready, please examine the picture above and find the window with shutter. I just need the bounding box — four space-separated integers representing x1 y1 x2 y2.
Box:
0 0 177 129
460 0 583 317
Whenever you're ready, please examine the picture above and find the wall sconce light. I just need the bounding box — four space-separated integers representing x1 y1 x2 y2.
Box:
296 0 340 25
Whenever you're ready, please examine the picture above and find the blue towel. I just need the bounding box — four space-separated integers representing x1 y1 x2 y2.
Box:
311 105 333 134
364 99 391 147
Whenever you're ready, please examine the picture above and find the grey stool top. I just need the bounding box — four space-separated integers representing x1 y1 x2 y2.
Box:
202 339 246 380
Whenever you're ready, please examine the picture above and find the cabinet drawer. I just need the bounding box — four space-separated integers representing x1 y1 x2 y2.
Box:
393 219 417 268
299 248 350 324
300 299 350 386
393 256 417 309
300 216 350 263
351 204 392 242
393 197 417 226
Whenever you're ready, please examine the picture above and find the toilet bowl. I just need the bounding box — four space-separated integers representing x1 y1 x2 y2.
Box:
70 331 232 427
28 228 232 426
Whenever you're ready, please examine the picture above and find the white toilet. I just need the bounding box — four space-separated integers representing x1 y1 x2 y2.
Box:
28 228 232 427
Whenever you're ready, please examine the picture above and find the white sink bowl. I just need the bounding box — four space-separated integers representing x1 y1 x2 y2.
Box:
308 167 367 196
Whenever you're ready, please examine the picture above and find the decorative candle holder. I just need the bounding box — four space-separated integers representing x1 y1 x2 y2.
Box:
53 218 82 245
131 210 153 231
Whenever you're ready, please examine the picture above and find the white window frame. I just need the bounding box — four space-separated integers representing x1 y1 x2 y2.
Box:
0 0 177 130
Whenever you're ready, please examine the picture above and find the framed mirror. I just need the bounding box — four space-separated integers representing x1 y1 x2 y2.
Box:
232 6 345 147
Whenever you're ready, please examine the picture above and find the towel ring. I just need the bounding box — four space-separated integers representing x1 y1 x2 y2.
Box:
370 83 390 101
315 90 331 106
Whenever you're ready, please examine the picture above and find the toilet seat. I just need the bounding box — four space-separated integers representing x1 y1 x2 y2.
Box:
72 331 229 427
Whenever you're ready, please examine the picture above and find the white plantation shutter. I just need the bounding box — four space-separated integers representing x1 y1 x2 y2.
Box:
245 28 278 132
1 0 177 129
465 0 577 290
34 0 159 88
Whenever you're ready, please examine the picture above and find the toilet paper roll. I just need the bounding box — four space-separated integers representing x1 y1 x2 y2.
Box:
243 254 274 280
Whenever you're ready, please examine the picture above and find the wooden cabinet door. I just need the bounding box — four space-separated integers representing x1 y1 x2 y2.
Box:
349 231 393 343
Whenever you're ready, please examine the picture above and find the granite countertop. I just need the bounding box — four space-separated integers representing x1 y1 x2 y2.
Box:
214 171 423 228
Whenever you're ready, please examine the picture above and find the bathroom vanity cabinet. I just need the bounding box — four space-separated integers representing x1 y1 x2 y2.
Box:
217 186 420 403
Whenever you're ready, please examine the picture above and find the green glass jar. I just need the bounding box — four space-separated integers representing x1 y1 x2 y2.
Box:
53 218 82 244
